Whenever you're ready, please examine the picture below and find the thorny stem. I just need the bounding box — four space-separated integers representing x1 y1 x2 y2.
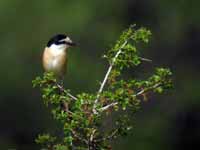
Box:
93 41 128 114
99 83 161 112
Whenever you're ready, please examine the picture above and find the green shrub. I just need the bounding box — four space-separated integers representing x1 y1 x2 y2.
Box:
32 25 172 150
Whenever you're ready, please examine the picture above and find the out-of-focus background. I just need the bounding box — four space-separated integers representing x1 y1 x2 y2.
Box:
0 0 199 149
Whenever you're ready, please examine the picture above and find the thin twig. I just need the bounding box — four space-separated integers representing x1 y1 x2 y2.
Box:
88 129 96 150
90 129 96 143
139 57 152 62
56 83 78 101
99 103 118 112
99 102 118 112
95 129 118 142
93 41 128 113
99 83 161 112
67 93 78 101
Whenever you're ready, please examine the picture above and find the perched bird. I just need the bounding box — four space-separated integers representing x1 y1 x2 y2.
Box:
42 34 76 112
42 34 76 79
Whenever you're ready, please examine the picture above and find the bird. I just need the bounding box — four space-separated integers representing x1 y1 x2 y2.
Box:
42 34 76 80
42 34 76 112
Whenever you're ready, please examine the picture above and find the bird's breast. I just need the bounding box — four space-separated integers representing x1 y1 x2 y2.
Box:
42 47 67 76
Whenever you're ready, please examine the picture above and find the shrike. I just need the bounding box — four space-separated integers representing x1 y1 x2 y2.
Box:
42 34 76 79
42 34 76 112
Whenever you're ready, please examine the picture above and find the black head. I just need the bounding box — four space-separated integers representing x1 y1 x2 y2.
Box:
47 34 76 47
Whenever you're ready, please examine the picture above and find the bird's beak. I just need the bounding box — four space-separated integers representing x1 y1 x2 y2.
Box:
64 40 77 47
68 41 77 47
64 37 77 47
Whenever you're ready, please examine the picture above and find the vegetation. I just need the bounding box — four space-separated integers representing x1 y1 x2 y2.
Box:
32 25 172 150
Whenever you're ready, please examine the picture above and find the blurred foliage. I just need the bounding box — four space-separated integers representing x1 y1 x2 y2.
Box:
0 0 199 150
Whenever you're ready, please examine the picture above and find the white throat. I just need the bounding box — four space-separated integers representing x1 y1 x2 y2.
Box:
49 44 68 55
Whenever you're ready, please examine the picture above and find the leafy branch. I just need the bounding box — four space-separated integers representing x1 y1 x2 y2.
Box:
99 82 161 112
32 25 172 150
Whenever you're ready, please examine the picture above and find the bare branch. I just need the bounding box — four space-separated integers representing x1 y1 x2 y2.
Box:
93 41 128 114
139 57 152 62
99 102 118 112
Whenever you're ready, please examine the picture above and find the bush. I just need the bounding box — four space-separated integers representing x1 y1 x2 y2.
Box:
32 25 172 150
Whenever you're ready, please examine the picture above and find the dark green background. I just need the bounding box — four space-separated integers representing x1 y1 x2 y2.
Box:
0 0 199 149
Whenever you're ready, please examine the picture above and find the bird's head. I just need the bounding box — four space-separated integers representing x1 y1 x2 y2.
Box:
47 34 76 50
